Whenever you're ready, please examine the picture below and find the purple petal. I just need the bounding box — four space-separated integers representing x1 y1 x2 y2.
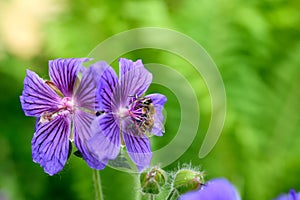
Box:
179 178 241 200
32 115 71 175
87 113 121 162
88 61 110 85
74 62 107 111
274 189 300 200
96 65 120 112
20 70 62 117
145 93 167 136
122 121 152 171
73 110 106 170
146 93 167 107
49 58 90 97
290 190 299 200
119 58 152 104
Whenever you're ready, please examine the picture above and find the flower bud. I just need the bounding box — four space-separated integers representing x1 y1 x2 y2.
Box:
140 166 167 195
172 169 204 195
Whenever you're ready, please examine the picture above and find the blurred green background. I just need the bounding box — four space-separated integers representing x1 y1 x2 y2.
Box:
1 0 300 199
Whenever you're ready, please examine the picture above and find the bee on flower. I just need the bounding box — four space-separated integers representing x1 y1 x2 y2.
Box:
88 58 167 171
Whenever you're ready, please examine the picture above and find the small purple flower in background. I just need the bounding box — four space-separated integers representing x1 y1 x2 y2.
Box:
274 189 300 200
88 58 167 171
179 178 241 200
20 58 106 175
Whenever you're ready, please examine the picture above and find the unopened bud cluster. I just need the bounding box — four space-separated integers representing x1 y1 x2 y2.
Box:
139 166 205 199
140 166 167 195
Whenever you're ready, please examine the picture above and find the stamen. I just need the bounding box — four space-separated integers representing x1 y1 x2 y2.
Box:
39 97 75 124
60 97 74 113
40 111 54 123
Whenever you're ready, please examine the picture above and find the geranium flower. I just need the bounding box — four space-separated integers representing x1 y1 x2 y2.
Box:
20 58 106 175
88 58 167 171
274 189 300 200
179 178 241 200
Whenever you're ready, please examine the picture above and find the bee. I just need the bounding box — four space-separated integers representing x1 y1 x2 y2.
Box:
141 98 165 134
140 97 155 116
127 95 165 136
131 97 156 134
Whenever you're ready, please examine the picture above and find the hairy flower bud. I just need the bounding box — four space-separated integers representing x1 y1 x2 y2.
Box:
172 169 204 195
140 166 167 195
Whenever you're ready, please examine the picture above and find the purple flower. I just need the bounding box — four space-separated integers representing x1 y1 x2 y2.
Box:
20 58 106 175
88 58 166 171
179 178 241 200
274 189 300 200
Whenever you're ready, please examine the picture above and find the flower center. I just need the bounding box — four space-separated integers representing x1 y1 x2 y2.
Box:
40 97 74 123
117 107 129 119
61 97 74 112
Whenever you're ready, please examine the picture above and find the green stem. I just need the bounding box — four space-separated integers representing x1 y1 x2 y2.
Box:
93 169 104 200
134 173 142 200
149 194 154 200
166 189 178 200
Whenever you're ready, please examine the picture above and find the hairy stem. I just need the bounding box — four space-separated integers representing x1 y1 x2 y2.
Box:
166 189 178 200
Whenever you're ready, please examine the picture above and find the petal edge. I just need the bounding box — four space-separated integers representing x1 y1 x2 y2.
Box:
20 70 61 117
32 115 71 175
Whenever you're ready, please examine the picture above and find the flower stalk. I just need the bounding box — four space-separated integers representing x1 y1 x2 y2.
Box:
93 169 104 200
149 194 154 200
166 189 179 200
